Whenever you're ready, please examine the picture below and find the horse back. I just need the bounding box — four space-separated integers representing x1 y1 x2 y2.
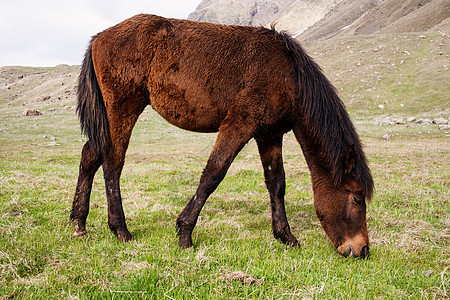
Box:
90 14 298 133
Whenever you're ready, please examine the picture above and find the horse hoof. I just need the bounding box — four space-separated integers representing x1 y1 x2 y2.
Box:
72 220 87 238
279 235 299 247
73 230 87 238
285 238 299 248
117 230 134 242
290 239 300 248
178 235 193 248
175 222 194 248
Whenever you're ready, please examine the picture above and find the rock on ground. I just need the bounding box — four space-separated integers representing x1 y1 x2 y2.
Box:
22 109 42 116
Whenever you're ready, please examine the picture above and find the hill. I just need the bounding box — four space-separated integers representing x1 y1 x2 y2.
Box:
0 65 78 116
1 33 448 125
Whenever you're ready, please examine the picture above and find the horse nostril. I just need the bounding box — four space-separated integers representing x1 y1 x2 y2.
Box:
361 246 369 258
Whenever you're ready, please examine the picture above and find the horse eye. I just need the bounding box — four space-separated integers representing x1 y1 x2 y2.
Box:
352 196 362 205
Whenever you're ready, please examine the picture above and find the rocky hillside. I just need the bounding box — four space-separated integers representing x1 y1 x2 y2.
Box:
299 0 450 41
188 0 450 39
0 65 79 118
188 0 287 26
188 0 343 36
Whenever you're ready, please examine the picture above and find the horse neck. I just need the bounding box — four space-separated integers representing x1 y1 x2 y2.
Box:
292 118 374 200
292 125 336 191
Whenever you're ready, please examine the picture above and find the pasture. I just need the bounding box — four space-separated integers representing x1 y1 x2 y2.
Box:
1 32 449 299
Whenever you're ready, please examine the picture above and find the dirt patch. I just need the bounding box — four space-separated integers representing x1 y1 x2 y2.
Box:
219 270 264 285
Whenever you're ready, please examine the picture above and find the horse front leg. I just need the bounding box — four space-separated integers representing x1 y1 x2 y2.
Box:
176 114 255 248
257 136 298 247
71 141 102 237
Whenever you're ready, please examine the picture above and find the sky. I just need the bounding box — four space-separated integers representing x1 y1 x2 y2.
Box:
0 0 202 67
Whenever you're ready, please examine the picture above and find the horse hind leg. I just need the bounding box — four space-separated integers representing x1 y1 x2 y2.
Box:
102 102 147 242
71 141 102 237
73 89 146 242
102 150 132 242
257 136 298 247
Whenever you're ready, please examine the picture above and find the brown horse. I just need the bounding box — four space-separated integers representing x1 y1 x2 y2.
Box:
71 14 374 258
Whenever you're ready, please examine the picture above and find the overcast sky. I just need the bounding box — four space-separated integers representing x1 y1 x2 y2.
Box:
0 0 202 67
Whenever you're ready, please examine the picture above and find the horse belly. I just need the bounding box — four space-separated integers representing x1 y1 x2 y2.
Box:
148 80 226 133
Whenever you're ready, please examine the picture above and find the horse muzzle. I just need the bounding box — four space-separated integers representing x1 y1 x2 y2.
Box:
337 234 370 258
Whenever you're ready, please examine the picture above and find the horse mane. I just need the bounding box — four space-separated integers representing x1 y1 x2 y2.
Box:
278 31 374 199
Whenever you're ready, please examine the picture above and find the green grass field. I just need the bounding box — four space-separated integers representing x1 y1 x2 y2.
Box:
0 33 449 299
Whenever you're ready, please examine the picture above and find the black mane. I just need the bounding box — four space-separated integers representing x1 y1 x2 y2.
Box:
279 32 374 199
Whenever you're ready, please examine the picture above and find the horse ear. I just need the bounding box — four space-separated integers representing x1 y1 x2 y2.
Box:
344 144 356 175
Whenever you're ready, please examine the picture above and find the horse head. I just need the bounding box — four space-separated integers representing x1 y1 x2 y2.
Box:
314 177 370 258
311 145 372 258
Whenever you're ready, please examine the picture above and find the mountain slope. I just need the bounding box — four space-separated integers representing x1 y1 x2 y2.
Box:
188 0 450 39
188 0 290 26
299 0 450 41
188 0 343 35
378 0 450 34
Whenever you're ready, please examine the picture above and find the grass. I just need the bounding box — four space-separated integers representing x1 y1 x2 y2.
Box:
0 33 449 299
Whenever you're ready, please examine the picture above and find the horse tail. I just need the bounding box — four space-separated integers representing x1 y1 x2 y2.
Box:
76 38 111 155
279 32 374 199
